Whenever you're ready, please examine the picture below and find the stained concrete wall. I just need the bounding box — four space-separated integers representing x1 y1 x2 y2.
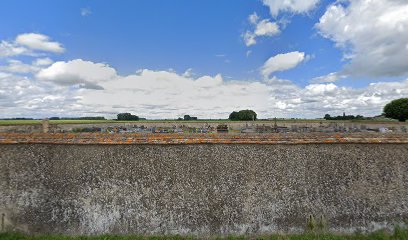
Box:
0 144 407 236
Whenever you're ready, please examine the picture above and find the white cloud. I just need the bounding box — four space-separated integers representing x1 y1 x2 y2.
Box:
16 33 64 53
0 41 27 57
246 50 252 57
244 1 319 47
81 68 272 119
33 57 54 66
36 59 117 89
244 13 280 46
182 68 194 78
0 72 82 118
80 8 92 16
261 51 306 78
305 83 337 95
0 60 40 73
0 33 64 58
316 0 408 77
243 31 257 47
0 72 11 79
262 0 320 17
248 12 259 24
254 19 280 36
2 58 408 119
311 72 346 83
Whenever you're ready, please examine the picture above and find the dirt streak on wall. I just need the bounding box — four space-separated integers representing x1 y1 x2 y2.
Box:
0 144 407 236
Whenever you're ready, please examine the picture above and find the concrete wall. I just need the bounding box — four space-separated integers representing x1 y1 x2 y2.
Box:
0 144 407 236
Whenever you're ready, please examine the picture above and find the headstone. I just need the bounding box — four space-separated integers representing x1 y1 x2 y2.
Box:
42 119 49 133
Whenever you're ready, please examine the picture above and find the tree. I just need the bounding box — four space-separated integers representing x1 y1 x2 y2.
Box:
383 98 408 122
323 113 365 120
229 111 239 120
183 115 198 120
229 110 257 121
117 113 139 121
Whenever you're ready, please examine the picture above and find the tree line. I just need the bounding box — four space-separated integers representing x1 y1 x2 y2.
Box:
24 98 405 122
323 114 365 121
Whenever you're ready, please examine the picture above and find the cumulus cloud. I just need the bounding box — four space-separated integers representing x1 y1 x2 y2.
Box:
15 33 64 53
243 32 257 47
36 59 117 89
311 72 347 83
1 51 408 119
261 51 306 78
81 69 272 118
0 72 12 79
316 0 408 77
0 72 82 118
244 13 280 46
2 58 408 119
0 33 64 58
0 41 27 57
255 19 280 36
262 0 320 17
0 60 40 73
33 58 54 66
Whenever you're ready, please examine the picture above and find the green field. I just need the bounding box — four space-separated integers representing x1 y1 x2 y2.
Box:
0 118 399 126
0 120 116 125
0 119 399 126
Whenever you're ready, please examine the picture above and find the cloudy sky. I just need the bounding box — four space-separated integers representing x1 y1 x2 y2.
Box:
1 0 408 119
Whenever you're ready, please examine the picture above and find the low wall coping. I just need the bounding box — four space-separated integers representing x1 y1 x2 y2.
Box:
1 133 408 145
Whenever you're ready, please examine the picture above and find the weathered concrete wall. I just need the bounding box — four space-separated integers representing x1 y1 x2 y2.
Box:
0 144 407 236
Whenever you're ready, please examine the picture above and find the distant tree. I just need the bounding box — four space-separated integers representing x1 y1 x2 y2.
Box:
383 98 408 122
323 113 365 120
183 115 198 120
49 117 60 120
229 110 257 121
229 111 239 121
79 116 105 120
60 117 106 120
117 113 139 121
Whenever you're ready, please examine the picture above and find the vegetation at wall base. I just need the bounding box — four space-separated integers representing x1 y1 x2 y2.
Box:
1 228 407 240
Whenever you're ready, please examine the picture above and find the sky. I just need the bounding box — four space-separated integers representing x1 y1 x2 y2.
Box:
1 0 408 119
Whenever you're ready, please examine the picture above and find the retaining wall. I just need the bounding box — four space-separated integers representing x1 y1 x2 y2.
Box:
0 136 407 236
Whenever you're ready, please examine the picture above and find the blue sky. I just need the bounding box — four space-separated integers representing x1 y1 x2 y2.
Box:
1 0 408 119
0 0 339 83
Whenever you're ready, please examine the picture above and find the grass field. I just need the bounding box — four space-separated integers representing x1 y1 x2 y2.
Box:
0 119 400 126
0 228 407 240
0 120 116 125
